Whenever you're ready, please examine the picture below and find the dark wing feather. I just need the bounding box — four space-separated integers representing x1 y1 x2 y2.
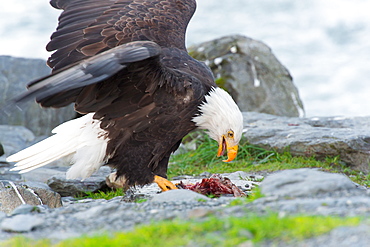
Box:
47 0 196 71
13 41 162 108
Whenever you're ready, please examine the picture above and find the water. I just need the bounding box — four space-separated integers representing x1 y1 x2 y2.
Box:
0 0 369 117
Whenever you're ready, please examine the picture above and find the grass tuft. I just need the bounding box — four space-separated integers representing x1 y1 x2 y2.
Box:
75 188 125 200
169 132 370 187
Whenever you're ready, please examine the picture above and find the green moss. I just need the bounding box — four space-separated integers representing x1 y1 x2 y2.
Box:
5 214 361 247
134 198 148 203
214 76 227 88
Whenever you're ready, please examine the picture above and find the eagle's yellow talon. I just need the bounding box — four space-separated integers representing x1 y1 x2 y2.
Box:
154 175 178 191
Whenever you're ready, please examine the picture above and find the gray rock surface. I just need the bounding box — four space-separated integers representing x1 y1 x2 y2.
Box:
0 56 75 136
10 204 44 216
189 35 304 117
0 125 36 160
261 168 356 197
0 169 368 245
151 189 209 202
237 169 370 218
243 112 370 172
47 167 112 197
281 224 370 247
254 169 370 246
1 214 44 233
0 181 62 214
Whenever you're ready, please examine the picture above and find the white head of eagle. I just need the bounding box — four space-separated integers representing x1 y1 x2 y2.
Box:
193 87 244 162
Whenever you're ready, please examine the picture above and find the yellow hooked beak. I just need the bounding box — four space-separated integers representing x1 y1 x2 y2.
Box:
217 136 239 162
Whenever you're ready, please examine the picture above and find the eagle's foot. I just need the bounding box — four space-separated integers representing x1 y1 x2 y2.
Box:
154 175 178 191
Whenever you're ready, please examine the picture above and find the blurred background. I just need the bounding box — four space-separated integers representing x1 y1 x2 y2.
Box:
0 0 369 117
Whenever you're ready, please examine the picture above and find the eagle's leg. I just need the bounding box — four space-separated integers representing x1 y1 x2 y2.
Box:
154 175 178 191
106 172 128 189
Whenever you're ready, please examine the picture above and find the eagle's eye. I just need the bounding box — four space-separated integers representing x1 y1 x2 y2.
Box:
227 131 234 138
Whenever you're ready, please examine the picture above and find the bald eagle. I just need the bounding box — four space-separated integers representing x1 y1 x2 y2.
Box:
8 0 243 191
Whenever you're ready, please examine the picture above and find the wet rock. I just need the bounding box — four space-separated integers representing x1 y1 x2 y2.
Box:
0 56 75 136
1 214 44 232
189 35 304 117
47 167 112 197
260 168 356 197
0 181 62 214
243 112 370 172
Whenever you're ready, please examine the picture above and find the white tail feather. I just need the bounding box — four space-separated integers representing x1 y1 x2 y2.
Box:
8 113 109 180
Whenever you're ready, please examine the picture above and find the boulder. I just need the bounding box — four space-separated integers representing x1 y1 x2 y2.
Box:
260 168 356 197
1 214 44 232
189 35 304 117
47 167 112 197
0 125 36 159
243 112 370 172
0 180 62 214
0 56 75 136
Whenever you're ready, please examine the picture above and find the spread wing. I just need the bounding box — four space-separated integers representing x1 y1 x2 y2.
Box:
47 0 196 71
13 41 164 107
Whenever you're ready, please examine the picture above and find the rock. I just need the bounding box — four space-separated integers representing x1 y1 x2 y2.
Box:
243 112 370 173
20 167 66 184
0 212 5 221
47 167 112 197
286 224 370 247
0 162 22 181
0 180 62 214
72 203 120 220
0 56 75 136
187 208 213 218
260 168 356 197
189 35 304 117
0 170 368 243
151 189 209 202
0 125 36 160
1 214 44 232
10 204 42 216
